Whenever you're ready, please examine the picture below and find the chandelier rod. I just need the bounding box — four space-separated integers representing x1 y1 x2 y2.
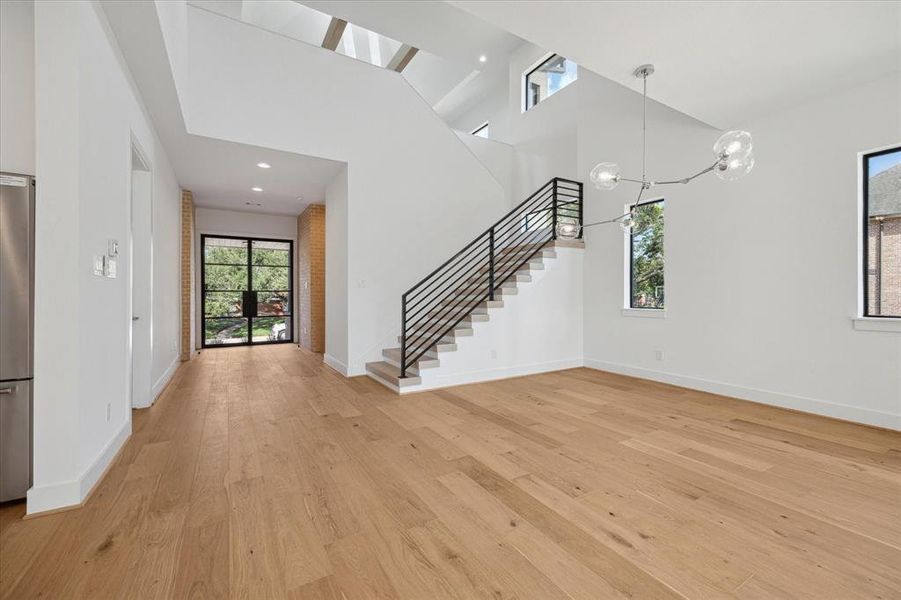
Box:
641 69 647 184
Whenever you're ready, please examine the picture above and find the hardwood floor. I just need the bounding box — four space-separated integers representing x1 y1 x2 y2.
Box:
1 345 899 599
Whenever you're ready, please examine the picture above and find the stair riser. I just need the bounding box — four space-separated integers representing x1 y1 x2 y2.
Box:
381 356 439 373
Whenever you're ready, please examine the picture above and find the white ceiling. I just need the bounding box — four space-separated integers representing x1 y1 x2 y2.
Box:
103 0 344 216
299 1 524 68
450 1 901 128
170 136 344 215
191 1 525 127
296 0 525 121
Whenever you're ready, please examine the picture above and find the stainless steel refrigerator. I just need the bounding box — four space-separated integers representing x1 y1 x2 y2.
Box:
0 172 34 502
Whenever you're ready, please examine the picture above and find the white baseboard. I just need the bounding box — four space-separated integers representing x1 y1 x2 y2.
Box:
584 358 900 431
403 358 584 394
151 355 180 401
323 353 349 376
26 479 80 515
79 419 131 498
27 418 132 515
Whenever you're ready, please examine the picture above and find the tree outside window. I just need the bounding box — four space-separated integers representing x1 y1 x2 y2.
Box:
630 200 665 309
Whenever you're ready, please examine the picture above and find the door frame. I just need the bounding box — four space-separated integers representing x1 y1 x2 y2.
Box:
200 233 295 348
129 137 153 409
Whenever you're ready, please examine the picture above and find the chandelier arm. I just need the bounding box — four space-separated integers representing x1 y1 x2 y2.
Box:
581 197 664 230
652 160 721 186
629 182 647 213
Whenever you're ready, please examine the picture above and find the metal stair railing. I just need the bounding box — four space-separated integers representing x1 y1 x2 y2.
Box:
400 177 582 377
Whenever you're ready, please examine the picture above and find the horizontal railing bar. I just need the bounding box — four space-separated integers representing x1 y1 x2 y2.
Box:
407 227 552 331
404 193 555 304
404 246 491 316
407 226 554 361
405 193 551 304
403 178 558 298
405 291 488 360
405 215 554 321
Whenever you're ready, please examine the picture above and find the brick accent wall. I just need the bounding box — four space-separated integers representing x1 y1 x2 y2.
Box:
867 215 901 317
297 204 326 352
180 190 195 361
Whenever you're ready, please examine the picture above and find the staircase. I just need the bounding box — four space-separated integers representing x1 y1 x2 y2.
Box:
366 178 583 392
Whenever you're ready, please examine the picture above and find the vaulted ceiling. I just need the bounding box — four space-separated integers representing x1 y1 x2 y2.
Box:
450 0 901 128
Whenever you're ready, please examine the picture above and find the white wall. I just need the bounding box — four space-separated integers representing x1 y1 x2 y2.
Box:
194 206 299 345
325 166 349 373
176 6 505 375
0 0 35 174
29 0 181 513
584 76 901 430
194 206 297 239
449 81 510 141
452 39 900 429
408 246 583 392
454 131 514 204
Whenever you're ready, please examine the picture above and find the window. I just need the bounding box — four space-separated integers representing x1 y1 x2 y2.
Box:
863 146 901 318
629 200 665 309
471 122 489 138
524 54 578 111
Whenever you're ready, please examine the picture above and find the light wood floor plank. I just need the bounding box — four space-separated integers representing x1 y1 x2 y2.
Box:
1 346 898 599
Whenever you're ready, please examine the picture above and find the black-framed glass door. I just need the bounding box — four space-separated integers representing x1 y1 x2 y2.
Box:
202 235 294 347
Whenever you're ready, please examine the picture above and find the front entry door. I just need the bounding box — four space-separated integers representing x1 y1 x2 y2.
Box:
202 235 294 347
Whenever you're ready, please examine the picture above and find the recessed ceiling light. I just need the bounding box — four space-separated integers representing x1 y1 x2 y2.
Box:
257 162 271 169
252 186 263 192
479 55 487 63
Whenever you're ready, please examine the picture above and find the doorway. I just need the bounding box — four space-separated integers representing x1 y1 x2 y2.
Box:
130 143 153 408
201 235 294 347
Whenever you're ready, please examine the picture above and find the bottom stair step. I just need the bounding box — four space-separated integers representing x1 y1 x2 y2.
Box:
365 361 422 388
382 348 440 371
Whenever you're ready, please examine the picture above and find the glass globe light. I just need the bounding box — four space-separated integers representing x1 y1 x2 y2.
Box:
715 152 755 181
713 130 753 160
555 217 581 240
618 212 636 234
590 162 621 190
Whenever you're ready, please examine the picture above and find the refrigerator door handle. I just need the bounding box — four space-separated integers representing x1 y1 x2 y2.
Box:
0 388 12 395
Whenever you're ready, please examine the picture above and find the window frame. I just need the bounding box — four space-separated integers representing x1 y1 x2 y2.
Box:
861 145 901 319
627 198 665 311
470 122 489 138
523 53 576 112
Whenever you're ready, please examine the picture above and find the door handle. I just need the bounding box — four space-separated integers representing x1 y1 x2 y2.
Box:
132 316 140 321
0 387 13 395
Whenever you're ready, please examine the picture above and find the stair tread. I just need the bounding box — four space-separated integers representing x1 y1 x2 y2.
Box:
382 348 440 369
365 361 421 386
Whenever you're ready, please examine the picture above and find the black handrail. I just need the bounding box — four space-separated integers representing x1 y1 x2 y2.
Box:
400 177 582 377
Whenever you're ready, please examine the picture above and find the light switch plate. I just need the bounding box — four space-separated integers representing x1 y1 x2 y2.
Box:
106 257 117 278
93 255 105 276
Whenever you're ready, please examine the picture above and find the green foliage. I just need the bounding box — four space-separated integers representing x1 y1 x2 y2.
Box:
252 266 289 291
252 248 289 266
203 241 292 342
631 202 664 308
205 245 246 264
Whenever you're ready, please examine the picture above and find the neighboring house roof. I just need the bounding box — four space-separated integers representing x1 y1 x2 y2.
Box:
870 163 901 217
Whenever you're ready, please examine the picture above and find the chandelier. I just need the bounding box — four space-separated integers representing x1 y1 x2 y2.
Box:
557 64 755 239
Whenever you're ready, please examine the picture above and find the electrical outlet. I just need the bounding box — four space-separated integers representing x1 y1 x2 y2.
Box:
655 350 665 361
106 403 111 422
